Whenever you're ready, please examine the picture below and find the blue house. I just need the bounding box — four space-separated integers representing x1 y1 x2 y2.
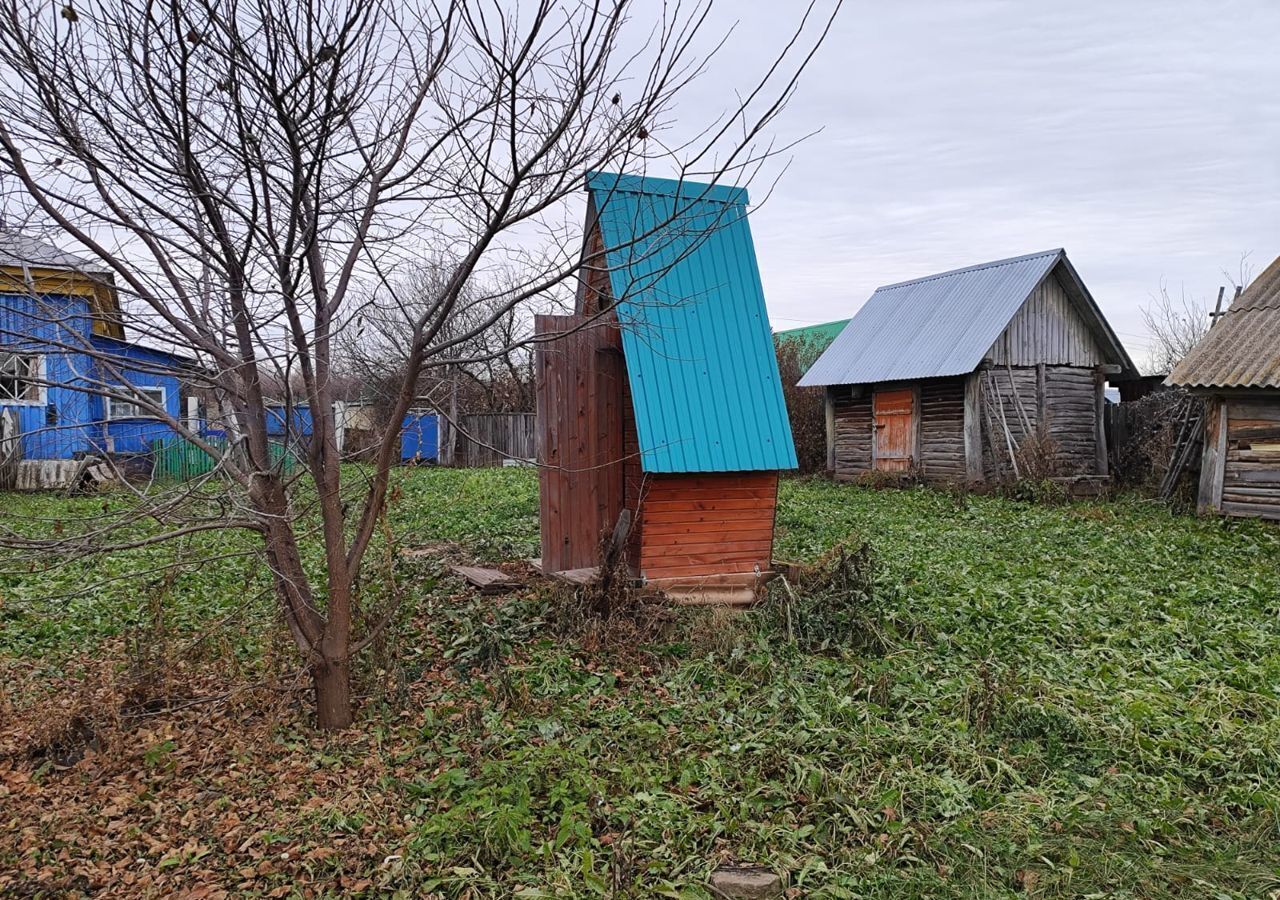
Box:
0 232 186 467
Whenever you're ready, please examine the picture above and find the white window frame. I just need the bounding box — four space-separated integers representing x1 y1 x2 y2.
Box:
105 384 167 420
0 351 46 406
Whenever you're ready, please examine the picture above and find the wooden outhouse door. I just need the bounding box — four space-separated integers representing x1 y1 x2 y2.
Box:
873 387 915 472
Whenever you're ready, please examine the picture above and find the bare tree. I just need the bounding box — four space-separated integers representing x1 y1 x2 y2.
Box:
338 260 536 428
0 0 838 727
1141 256 1254 374
1140 281 1212 375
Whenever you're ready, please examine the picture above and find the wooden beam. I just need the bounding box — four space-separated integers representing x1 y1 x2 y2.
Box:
824 388 836 472
450 565 522 594
963 372 983 481
1197 397 1227 515
1035 363 1047 441
1094 369 1108 477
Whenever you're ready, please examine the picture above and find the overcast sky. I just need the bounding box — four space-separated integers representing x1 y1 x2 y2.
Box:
675 0 1280 368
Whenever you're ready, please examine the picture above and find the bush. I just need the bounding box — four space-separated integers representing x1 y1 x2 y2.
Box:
757 541 888 653
774 336 827 474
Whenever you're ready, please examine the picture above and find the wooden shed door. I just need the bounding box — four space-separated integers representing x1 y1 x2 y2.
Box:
534 314 625 574
873 388 914 472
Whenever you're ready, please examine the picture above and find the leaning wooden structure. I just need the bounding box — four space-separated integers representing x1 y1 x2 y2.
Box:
1167 255 1280 520
535 173 797 603
799 250 1138 487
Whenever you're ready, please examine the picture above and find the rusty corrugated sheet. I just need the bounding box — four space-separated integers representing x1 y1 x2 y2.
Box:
1168 255 1280 389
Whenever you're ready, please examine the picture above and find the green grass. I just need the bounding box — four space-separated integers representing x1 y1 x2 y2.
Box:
3 469 1280 897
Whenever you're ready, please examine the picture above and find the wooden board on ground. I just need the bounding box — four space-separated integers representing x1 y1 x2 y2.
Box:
449 565 522 594
550 567 600 586
645 571 775 607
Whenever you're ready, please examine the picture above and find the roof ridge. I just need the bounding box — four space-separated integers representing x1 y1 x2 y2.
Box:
585 170 748 206
876 248 1063 293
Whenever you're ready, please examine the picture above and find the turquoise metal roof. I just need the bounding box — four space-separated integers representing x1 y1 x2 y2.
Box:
586 171 797 474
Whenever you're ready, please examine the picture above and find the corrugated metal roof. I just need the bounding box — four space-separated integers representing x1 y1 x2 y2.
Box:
774 318 851 374
0 230 104 273
775 318 851 347
799 249 1134 386
1167 254 1280 389
587 171 797 473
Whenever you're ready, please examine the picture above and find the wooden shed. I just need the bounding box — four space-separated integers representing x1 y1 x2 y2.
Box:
1168 255 1280 520
798 250 1138 485
535 172 797 603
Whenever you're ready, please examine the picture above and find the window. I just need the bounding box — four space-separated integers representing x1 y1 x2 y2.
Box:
106 385 166 420
0 352 43 404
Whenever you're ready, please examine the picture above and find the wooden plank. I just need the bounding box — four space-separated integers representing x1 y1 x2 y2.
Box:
551 567 600 586
1226 401 1280 421
639 537 775 555
1094 369 1108 477
641 521 778 539
1197 397 1227 515
449 565 522 594
638 507 777 525
640 497 776 513
643 561 765 579
963 372 983 481
641 473 778 492
824 389 836 472
636 486 778 501
1220 501 1280 520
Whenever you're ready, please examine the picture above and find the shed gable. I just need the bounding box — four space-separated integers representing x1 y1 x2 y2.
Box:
987 266 1107 367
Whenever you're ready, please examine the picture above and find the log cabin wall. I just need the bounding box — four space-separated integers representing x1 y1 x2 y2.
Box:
830 387 873 479
978 365 1103 477
829 377 969 482
918 377 967 481
1044 366 1103 475
1200 393 1280 520
634 471 779 581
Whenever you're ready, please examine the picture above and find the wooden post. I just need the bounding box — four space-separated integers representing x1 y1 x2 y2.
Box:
1035 363 1047 440
1094 368 1108 477
1197 396 1227 515
824 388 836 472
1209 285 1226 326
910 383 922 473
963 372 983 482
332 400 346 454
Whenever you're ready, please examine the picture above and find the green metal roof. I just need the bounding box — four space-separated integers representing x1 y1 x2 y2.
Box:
774 319 851 347
774 319 851 372
586 171 797 474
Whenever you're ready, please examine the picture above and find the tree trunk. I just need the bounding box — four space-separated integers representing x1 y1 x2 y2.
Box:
312 656 354 730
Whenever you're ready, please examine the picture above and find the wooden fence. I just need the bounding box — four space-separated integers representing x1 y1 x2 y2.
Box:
1104 389 1198 487
438 413 536 468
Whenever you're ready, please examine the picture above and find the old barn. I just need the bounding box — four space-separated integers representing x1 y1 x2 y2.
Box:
535 172 797 602
1168 255 1280 520
799 249 1137 485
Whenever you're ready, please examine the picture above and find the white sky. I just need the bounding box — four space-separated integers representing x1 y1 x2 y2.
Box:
666 0 1280 367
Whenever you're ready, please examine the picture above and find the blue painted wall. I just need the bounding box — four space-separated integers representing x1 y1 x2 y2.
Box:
1 291 98 459
2 291 185 460
400 412 438 462
91 337 183 455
